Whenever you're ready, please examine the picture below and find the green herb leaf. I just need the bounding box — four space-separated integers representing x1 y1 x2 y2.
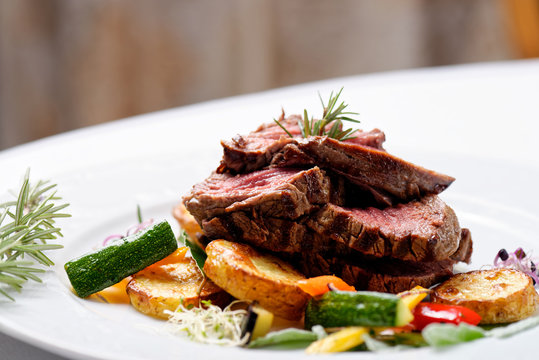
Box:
177 230 188 246
136 204 143 224
422 323 485 347
186 237 207 275
0 169 70 300
273 119 293 138
248 328 320 349
275 87 360 141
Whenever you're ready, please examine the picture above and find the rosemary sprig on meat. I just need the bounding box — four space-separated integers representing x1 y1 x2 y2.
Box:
274 87 360 141
0 170 70 300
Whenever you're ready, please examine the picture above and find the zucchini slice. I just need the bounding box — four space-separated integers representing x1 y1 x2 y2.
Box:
305 290 413 329
65 220 178 298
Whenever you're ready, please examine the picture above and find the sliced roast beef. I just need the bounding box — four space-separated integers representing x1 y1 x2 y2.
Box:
271 137 454 204
308 195 461 262
218 117 452 204
295 252 454 293
201 194 462 262
294 228 471 293
202 213 309 253
183 167 338 222
218 115 386 174
202 217 472 293
198 189 472 292
450 227 473 264
185 113 470 293
345 228 472 293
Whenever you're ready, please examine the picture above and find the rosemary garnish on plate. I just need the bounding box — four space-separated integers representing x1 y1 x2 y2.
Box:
0 169 70 300
274 87 360 141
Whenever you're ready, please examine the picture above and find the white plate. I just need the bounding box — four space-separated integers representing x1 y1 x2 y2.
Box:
1 60 539 359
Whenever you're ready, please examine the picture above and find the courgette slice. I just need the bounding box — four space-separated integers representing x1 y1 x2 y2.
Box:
65 220 178 298
305 290 413 329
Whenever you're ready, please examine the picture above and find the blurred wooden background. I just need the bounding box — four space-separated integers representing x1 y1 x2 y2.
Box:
0 0 537 150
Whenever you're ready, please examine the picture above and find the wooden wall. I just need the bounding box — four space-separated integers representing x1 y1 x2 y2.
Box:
0 0 521 149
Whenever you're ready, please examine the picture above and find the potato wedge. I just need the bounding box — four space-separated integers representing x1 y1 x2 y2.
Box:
126 248 230 319
203 239 309 320
172 202 206 249
432 268 539 324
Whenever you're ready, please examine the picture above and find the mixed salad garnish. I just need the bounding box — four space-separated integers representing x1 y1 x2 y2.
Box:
61 212 539 353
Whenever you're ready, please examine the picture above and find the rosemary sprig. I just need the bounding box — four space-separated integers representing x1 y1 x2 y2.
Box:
0 169 70 300
274 87 360 141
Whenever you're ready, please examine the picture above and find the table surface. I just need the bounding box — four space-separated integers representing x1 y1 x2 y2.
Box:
1 59 539 360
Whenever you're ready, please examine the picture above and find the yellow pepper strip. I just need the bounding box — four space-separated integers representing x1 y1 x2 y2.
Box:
397 285 430 311
251 305 274 340
89 277 131 304
306 327 368 354
368 286 429 334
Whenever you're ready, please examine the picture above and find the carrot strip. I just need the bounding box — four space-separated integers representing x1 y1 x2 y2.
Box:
136 247 189 278
89 277 132 304
297 275 355 296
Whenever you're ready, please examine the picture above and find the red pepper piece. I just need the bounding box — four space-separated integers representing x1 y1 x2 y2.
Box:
410 302 481 330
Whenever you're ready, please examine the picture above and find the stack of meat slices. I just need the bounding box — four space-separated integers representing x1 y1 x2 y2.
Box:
183 116 472 293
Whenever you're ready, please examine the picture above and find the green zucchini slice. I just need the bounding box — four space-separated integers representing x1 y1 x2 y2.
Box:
65 220 178 298
305 290 412 329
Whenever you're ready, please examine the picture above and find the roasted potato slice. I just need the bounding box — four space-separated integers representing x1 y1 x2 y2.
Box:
432 268 539 324
203 240 309 320
172 202 206 249
127 248 230 319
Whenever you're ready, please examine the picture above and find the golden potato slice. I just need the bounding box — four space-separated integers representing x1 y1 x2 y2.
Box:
126 248 230 319
432 268 539 324
172 202 206 249
203 240 309 320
